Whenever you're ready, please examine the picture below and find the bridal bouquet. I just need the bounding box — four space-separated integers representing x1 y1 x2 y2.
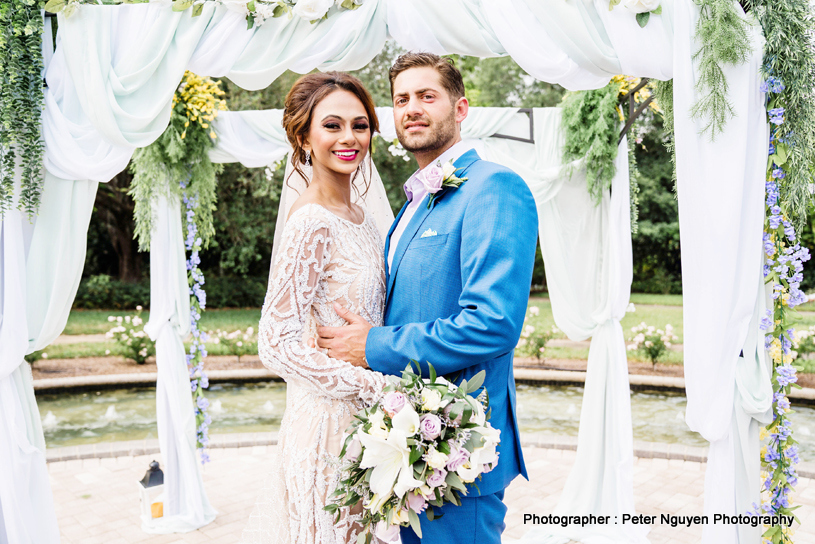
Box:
326 363 500 543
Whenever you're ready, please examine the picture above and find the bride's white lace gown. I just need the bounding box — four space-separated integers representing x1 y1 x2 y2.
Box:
241 203 388 544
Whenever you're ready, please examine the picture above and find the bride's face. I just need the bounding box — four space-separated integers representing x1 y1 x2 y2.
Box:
304 89 371 177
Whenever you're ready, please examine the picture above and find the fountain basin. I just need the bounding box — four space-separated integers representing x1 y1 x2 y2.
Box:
35 382 815 463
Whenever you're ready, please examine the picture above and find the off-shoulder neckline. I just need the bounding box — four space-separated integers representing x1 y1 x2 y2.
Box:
288 202 367 227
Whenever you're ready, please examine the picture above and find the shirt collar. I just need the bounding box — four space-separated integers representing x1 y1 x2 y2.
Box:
403 141 473 202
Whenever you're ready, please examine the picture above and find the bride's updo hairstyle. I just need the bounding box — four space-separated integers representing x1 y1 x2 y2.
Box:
282 72 379 194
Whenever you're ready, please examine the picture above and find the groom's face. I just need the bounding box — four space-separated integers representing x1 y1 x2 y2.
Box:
392 67 467 155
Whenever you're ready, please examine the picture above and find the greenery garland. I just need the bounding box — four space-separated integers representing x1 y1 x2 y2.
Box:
130 71 226 460
0 0 44 217
690 0 753 139
560 83 620 204
626 129 641 235
129 71 225 251
744 0 815 234
753 75 807 544
561 76 658 230
742 1 815 542
46 0 362 28
652 79 677 192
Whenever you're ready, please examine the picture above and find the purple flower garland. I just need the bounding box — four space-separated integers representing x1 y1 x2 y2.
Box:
751 75 809 542
181 177 212 464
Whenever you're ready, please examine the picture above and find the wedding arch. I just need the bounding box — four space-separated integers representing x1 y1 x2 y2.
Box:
0 1 812 543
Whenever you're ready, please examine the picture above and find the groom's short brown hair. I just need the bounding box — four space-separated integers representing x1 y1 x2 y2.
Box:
389 52 466 102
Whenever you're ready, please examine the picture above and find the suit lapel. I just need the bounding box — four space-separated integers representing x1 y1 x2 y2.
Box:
385 201 409 282
385 149 481 302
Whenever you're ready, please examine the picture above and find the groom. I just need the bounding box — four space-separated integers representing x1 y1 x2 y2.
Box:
317 52 538 543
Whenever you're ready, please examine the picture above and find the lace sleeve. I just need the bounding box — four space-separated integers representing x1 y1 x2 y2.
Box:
258 213 386 403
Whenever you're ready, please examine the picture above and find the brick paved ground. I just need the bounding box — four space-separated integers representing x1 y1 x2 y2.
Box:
50 445 815 544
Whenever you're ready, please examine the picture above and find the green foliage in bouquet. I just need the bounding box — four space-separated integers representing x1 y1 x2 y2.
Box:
326 363 499 544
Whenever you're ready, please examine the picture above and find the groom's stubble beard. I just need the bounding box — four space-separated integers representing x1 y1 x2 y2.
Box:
396 104 457 155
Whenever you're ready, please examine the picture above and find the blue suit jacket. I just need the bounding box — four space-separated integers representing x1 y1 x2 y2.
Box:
366 149 538 497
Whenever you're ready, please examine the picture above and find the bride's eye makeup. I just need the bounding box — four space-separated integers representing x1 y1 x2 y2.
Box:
353 122 369 131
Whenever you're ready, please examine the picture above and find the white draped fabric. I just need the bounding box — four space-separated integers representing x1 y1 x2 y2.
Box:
142 194 217 533
0 172 96 543
0 1 773 542
479 111 642 544
672 4 772 543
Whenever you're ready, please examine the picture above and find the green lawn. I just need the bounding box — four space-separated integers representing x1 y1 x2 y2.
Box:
527 296 685 343
65 308 262 336
34 339 260 361
59 295 815 367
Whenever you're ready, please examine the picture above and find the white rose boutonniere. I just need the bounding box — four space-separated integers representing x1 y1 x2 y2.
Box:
424 159 468 209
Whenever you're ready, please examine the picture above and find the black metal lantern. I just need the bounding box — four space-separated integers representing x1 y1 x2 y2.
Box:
139 460 164 520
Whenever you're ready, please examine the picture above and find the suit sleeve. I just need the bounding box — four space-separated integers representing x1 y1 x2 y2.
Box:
365 168 539 377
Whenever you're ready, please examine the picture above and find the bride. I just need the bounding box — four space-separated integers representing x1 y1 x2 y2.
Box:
240 72 389 544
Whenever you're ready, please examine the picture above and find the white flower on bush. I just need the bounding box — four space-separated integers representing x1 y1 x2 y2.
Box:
292 0 334 21
388 140 411 162
529 306 540 316
620 0 660 13
106 308 154 364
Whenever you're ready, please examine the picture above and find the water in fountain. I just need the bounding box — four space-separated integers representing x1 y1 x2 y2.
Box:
35 382 815 462
104 406 119 421
42 411 57 429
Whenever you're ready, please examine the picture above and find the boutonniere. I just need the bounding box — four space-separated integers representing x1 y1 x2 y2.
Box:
422 159 468 209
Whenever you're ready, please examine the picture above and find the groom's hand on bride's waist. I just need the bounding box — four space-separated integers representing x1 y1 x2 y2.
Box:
316 303 371 368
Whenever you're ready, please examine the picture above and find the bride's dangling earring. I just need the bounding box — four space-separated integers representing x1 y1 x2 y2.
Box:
305 150 311 166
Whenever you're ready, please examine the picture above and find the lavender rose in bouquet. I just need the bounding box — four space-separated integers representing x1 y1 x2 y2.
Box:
325 362 500 544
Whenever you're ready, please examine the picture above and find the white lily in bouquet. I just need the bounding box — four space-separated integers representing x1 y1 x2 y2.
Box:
325 363 500 544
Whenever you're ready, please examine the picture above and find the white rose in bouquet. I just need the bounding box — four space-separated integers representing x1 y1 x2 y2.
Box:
421 388 442 411
424 447 449 470
620 0 660 13
292 0 334 21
